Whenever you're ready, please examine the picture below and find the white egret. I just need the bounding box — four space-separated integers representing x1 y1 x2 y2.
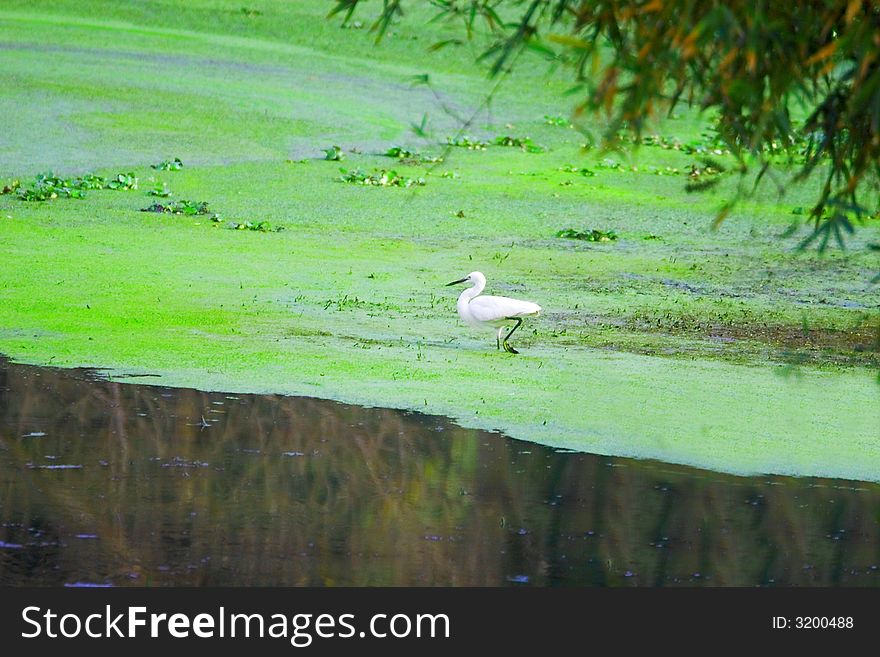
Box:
446 271 541 354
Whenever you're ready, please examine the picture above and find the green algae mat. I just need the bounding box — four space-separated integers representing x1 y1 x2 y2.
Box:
0 2 877 481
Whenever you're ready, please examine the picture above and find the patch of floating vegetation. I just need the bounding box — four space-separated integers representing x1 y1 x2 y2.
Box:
3 172 138 201
383 146 443 164
443 134 544 152
445 135 489 150
544 114 572 127
148 183 172 197
559 164 597 177
142 201 281 231
141 200 212 216
492 135 544 153
150 157 183 171
337 168 426 187
211 217 283 232
323 145 344 161
556 228 618 242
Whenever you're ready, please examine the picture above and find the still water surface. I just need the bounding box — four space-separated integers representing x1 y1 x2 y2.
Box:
1 357 878 586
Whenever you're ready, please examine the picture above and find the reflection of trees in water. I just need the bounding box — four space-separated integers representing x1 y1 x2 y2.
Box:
0 358 878 586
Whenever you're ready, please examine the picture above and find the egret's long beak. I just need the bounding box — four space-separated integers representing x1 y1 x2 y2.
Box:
446 277 468 286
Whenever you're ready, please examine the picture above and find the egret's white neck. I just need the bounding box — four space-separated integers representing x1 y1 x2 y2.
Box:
458 274 485 303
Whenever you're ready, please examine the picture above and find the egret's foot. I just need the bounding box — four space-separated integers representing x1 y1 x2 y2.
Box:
502 341 519 354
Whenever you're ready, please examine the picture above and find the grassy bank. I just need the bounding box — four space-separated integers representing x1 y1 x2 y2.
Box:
0 2 877 480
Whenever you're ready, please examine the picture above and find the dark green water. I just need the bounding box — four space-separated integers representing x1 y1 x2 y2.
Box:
0 357 878 586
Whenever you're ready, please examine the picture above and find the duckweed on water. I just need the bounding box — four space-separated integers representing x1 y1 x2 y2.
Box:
1 2 876 482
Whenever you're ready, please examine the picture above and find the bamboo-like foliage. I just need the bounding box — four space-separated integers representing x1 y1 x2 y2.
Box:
332 0 880 250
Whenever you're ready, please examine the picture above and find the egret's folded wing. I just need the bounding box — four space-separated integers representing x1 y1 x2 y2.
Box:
469 295 541 322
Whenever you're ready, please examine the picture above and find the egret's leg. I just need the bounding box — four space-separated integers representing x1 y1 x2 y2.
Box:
503 318 523 342
502 318 523 354
496 326 504 350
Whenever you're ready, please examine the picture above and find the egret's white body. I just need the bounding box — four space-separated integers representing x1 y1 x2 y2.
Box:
447 271 541 353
